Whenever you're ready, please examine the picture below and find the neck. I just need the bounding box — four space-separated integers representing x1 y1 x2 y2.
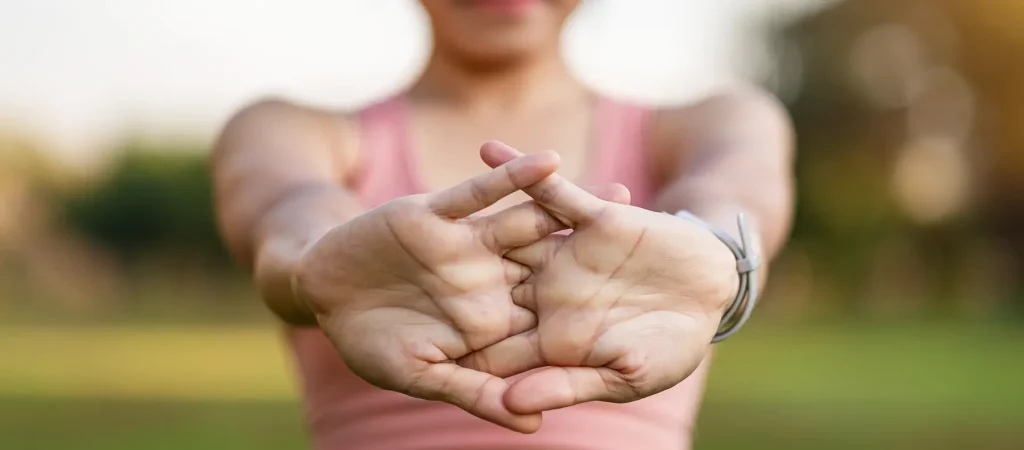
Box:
409 45 585 115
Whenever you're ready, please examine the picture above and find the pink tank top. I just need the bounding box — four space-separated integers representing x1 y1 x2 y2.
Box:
287 95 710 450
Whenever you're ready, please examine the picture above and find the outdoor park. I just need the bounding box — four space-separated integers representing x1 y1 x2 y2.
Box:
1 0 1023 449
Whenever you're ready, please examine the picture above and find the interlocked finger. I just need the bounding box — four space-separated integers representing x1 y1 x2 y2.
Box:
479 141 614 227
430 150 560 218
457 329 545 379
483 201 568 252
504 234 567 269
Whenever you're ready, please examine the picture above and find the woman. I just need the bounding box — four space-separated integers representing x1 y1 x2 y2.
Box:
213 1 794 448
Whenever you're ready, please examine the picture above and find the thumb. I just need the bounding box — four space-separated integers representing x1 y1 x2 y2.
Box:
503 366 632 415
409 362 543 433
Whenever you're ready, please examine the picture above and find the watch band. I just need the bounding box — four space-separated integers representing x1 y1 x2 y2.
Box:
673 211 762 343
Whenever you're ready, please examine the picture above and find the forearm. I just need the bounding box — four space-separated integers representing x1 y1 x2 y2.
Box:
652 88 795 290
652 88 794 260
212 99 361 325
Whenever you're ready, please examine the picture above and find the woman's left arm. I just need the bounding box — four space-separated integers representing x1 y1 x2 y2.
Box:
650 86 796 267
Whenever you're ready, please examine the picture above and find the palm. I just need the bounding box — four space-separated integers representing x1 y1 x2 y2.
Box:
318 200 532 387
460 141 737 415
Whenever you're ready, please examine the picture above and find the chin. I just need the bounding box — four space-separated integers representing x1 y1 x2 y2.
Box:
454 21 556 61
454 38 544 67
424 0 571 65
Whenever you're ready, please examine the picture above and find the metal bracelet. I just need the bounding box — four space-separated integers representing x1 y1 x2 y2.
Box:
673 211 761 343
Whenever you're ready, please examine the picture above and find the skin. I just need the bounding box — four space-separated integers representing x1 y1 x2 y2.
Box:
213 0 793 435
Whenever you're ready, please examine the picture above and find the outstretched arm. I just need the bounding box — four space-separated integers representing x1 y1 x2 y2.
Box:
212 99 362 325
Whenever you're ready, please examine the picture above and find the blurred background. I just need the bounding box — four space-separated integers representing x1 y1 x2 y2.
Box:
1 0 1022 449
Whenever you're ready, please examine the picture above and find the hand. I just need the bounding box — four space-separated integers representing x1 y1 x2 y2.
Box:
459 141 739 415
292 149 627 433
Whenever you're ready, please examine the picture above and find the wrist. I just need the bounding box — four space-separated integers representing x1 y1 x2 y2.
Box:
248 183 366 326
673 210 762 343
254 229 328 327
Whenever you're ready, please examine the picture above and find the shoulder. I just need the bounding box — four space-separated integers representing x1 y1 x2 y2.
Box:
218 97 362 181
647 85 793 180
224 97 357 134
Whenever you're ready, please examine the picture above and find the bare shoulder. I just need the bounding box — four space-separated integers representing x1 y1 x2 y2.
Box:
214 97 361 181
648 85 793 179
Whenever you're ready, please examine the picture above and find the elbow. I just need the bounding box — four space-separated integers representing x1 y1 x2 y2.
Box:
211 98 296 164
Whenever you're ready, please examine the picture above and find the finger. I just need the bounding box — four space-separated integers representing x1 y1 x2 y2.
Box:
480 141 612 227
409 363 542 433
502 258 532 285
482 183 631 252
457 330 545 378
483 201 568 252
431 149 560 218
479 138 525 167
505 234 567 269
510 281 537 311
509 305 538 337
587 183 631 206
444 291 537 350
503 366 631 415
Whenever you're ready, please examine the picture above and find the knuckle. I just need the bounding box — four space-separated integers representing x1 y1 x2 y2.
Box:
463 313 505 337
393 194 423 208
534 180 561 205
437 260 489 289
386 195 425 217
551 370 579 403
610 375 646 403
593 207 630 235
458 310 508 347
533 210 548 237
532 205 560 236
503 164 524 189
479 224 502 252
459 352 489 374
403 368 439 400
468 179 491 206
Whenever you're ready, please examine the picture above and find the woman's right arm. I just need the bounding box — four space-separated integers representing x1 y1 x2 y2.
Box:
212 99 362 325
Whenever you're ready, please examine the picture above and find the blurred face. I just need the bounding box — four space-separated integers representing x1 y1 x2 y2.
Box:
420 0 581 65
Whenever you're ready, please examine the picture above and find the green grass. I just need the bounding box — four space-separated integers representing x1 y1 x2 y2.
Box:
0 399 307 450
1 321 1022 449
696 321 1024 449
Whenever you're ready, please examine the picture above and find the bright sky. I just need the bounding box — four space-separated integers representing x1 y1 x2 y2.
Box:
0 0 825 162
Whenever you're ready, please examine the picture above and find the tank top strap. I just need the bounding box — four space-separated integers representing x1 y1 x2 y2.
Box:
590 96 656 208
353 96 418 207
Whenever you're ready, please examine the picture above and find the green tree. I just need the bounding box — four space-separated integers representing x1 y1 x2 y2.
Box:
59 141 231 268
